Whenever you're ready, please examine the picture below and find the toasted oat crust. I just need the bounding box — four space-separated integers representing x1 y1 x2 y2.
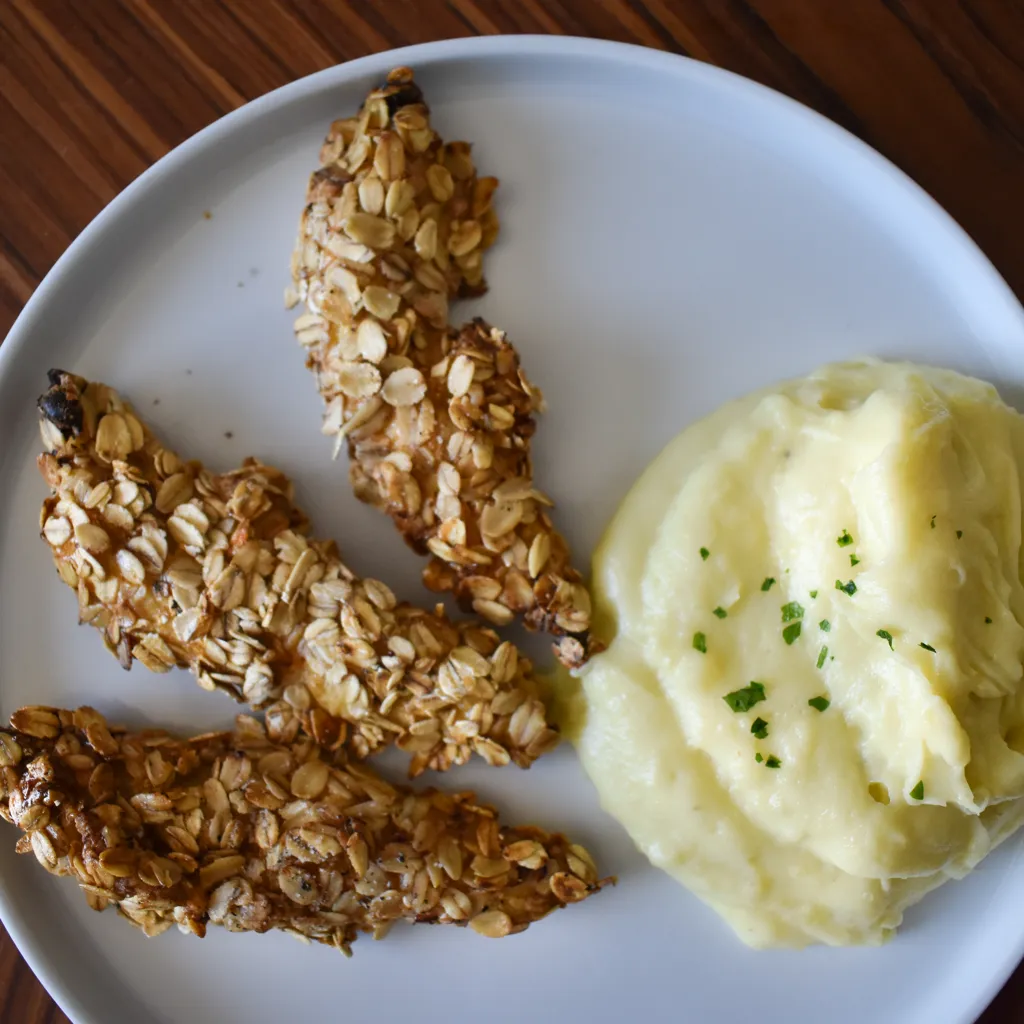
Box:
37 370 559 775
289 68 594 668
0 706 609 950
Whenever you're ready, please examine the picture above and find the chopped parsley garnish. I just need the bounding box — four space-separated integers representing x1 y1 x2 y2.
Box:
765 756 782 769
782 622 802 645
693 632 707 653
819 619 831 632
751 717 769 739
835 579 857 596
837 530 853 547
985 617 993 624
956 530 963 540
910 781 925 801
919 642 936 653
713 606 728 619
808 695 830 712
761 577 776 591
723 682 766 713
876 629 894 650
809 590 818 599
816 645 828 669
781 601 805 622
755 753 764 763
849 554 860 566
700 547 710 561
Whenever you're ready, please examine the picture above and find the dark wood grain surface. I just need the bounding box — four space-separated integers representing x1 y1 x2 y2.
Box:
1 1 1024 1021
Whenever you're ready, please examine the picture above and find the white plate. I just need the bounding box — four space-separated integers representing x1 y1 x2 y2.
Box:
2 34 1023 1024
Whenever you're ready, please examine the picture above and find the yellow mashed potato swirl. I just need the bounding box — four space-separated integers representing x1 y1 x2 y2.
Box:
572 360 1024 948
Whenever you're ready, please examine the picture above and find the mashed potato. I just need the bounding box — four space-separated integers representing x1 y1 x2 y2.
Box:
573 360 1024 948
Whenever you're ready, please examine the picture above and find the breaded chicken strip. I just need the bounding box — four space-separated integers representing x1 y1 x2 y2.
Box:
290 68 594 667
37 371 558 775
0 705 608 950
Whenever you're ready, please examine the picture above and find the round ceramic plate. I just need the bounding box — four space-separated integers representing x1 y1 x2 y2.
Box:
2 35 1023 1024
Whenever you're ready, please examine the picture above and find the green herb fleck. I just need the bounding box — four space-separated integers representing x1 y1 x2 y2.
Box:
782 621 802 645
816 645 828 669
723 682 766 713
985 617 993 624
910 781 925 801
693 632 707 654
761 577 776 592
876 629 894 650
837 530 853 547
850 554 860 566
781 601 805 623
713 606 728 619
700 547 710 561
809 590 818 599
755 753 764 763
956 530 963 540
765 756 782 769
819 619 831 632
751 717 769 739
808 695 830 712
930 515 936 529
835 579 857 596
919 642 936 653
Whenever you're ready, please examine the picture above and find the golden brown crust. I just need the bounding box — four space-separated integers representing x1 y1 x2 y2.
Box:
289 68 594 667
0 706 610 950
36 371 559 775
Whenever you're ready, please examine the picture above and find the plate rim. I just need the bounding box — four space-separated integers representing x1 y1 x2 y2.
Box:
2 32 1023 1024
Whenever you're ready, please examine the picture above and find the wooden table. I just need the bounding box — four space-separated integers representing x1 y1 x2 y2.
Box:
1 1 1023 1020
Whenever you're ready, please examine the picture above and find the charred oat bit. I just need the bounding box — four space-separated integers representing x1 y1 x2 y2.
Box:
36 372 560 776
0 706 610 950
289 67 594 668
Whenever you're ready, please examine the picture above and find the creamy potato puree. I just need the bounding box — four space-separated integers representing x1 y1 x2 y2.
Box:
573 361 1024 948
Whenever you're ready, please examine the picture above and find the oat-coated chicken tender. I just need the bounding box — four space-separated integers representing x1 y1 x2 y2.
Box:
0 706 609 951
290 67 595 668
37 371 559 775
